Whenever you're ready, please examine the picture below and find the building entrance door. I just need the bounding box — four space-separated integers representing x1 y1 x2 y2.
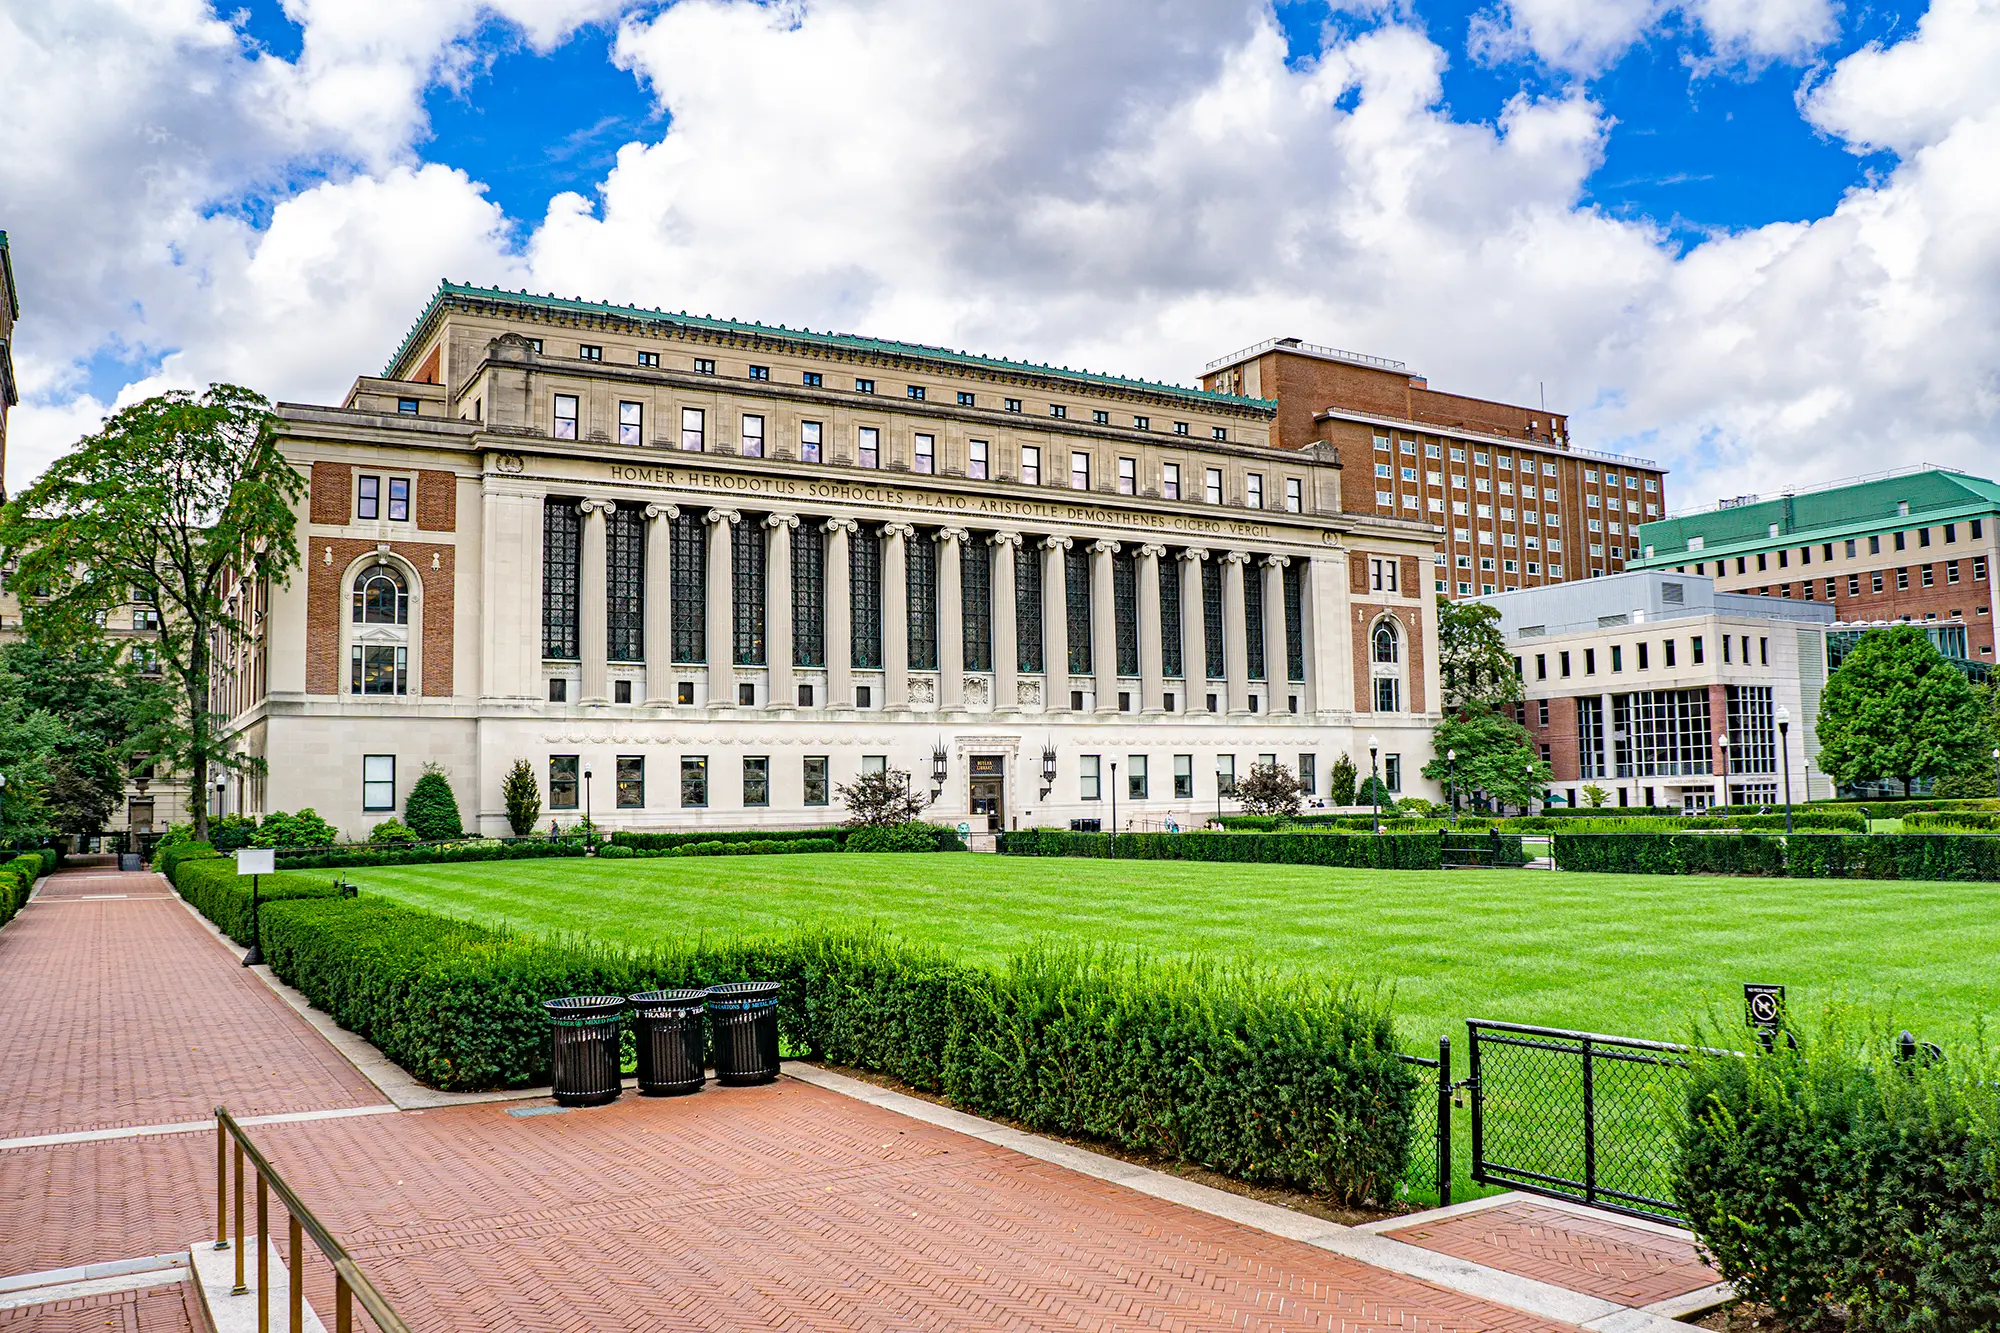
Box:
969 755 1005 831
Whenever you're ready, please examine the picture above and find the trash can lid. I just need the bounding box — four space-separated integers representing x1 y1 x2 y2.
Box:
705 980 780 1007
629 988 710 1011
543 995 626 1016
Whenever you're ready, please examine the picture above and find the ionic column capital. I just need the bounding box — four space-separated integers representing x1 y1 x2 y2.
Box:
577 497 617 516
1221 550 1253 566
1041 535 1073 552
988 530 1023 549
881 522 918 540
643 502 680 522
1261 554 1291 569
764 513 801 531
705 507 741 526
1090 539 1121 556
1137 543 1168 559
937 526 970 545
1178 547 1210 563
822 516 859 535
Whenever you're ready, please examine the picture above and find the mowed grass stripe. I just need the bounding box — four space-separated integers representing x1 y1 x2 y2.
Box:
343 853 2000 1048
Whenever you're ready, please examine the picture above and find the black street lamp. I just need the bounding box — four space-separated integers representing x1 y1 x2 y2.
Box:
1040 743 1057 799
1446 748 1457 825
930 741 949 801
583 767 593 831
1109 761 1118 855
1777 705 1793 835
1368 734 1381 835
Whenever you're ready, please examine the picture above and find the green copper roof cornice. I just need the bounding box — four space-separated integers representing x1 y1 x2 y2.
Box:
1632 468 2000 564
387 281 1277 414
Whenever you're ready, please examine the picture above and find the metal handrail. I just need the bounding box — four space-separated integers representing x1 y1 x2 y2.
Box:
213 1106 412 1333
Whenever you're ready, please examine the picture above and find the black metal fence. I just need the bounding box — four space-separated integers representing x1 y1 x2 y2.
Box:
1396 1037 1454 1206
1467 1019 1712 1225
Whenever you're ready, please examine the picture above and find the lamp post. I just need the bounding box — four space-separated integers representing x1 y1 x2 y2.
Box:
214 772 228 820
0 772 7 845
1109 761 1118 855
930 740 949 802
1040 744 1056 800
1776 706 1793 835
1714 732 1729 813
583 768 593 833
1446 749 1457 824
1992 747 1999 800
1215 764 1226 827
1368 734 1382 835
1526 756 1537 816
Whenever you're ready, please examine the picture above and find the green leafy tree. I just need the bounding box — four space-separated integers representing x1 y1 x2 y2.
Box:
1356 775 1394 808
502 759 541 836
253 809 338 848
404 764 464 841
1234 762 1303 817
1817 626 1986 796
1437 596 1523 713
834 767 934 827
0 385 306 839
1327 754 1357 806
369 818 420 844
1582 783 1611 808
0 641 168 836
1423 705 1551 812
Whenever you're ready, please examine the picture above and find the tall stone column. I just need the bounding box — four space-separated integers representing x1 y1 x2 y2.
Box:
1296 557 1320 714
577 498 614 704
1041 536 1071 712
1090 539 1119 712
882 523 914 711
705 508 739 708
1221 550 1252 715
1263 555 1290 711
990 532 1020 713
765 514 797 708
1137 543 1166 714
642 503 677 704
938 527 967 710
1179 548 1208 712
824 518 856 710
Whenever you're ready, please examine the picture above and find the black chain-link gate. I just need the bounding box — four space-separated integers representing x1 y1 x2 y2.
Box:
1467 1020 1705 1225
1396 1038 1455 1206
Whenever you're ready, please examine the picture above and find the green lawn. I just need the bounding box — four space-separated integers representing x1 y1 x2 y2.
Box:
346 853 2000 1052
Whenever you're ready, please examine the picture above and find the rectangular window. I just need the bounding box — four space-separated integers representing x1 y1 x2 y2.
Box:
554 395 578 440
1246 474 1264 508
1070 451 1090 490
968 440 988 479
680 406 705 452
1975 556 1987 580
1117 457 1136 495
955 390 976 406
1163 463 1181 500
549 755 579 810
1173 753 1193 799
1922 564 1934 587
1297 753 1316 795
801 420 823 464
1127 755 1148 801
1873 571 1885 593
1004 397 1022 413
1133 415 1150 430
803 371 823 387
914 433 935 474
854 378 875 394
640 351 661 367
693 358 717 376
1691 635 1704 664
1370 557 1398 592
1948 560 1960 584
1560 650 1571 677
1050 404 1067 420
1174 421 1190 436
1897 568 1909 590
548 676 567 703
1585 647 1597 674
741 414 765 458
1638 641 1649 670
803 756 829 805
1535 653 1547 680
1611 644 1623 672
857 426 880 469
907 384 925 401
1384 755 1402 793
619 401 643 447
680 756 708 808
1079 754 1101 800
1374 677 1400 711
396 397 419 415
1216 754 1235 793
362 755 395 811
1286 478 1302 513
616 756 644 808
357 474 380 520
1090 409 1110 426
746 363 767 379
1538 699 1550 727
1204 468 1223 504
742 756 770 807
579 344 602 361
1020 446 1041 485
1895 531 1907 551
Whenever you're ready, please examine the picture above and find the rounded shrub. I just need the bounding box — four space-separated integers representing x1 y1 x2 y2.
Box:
404 765 464 841
370 818 420 845
594 843 635 859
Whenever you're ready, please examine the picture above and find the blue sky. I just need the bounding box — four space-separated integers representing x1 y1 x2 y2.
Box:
5 0 1996 506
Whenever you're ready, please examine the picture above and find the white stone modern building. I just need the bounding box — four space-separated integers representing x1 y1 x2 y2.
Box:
217 285 1446 838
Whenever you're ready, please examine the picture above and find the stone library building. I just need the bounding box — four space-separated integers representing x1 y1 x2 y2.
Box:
216 285 1446 838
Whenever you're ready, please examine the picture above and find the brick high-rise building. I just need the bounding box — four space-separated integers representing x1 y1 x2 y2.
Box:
1201 338 1669 598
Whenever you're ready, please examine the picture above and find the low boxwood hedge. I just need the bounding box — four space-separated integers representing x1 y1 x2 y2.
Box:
1676 1029 2000 1330
1904 810 2000 831
610 827 847 851
231 888 1417 1205
0 851 52 928
998 828 1442 868
171 856 346 944
625 837 840 859
271 839 587 870
1554 831 2000 880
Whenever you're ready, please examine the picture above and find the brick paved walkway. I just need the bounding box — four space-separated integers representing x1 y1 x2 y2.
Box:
0 870 382 1140
1383 1199 1718 1307
0 1282 199 1332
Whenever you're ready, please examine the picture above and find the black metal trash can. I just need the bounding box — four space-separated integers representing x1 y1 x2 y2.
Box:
543 995 625 1107
630 988 709 1096
706 982 781 1086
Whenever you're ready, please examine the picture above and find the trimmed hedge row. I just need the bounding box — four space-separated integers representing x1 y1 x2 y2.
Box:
1554 832 2000 880
272 839 588 870
1904 810 2000 831
607 837 840 860
232 888 1417 1204
999 829 1443 868
611 827 845 850
1677 1032 2000 1330
171 856 345 944
0 851 53 928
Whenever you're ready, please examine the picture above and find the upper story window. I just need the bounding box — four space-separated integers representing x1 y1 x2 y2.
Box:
801 420 823 464
1050 404 1067 420
1069 451 1090 490
353 566 409 625
1174 421 1190 436
1163 462 1181 500
1133 415 1150 430
1004 397 1022 413
680 407 705 452
618 401 643 446
1204 467 1223 504
802 370 823 387
1092 409 1110 425
968 440 989 480
396 397 419 415
553 394 579 440
747 364 768 379
389 477 409 521
1427 442 1442 458
1117 457 1136 495
579 344 602 361
350 563 410 697
854 377 875 394
914 433 935 474
957 391 975 406
1450 447 1465 462
693 358 716 375
1212 426 1227 442
857 426 880 469
1020 445 1041 485
638 351 660 367
1285 478 1303 513
357 474 380 519
741 414 765 458
1373 621 1399 663
1246 473 1264 508
1584 469 1598 482
907 385 925 401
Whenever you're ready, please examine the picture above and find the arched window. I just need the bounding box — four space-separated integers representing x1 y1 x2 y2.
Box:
353 567 409 625
349 561 411 695
1372 621 1399 664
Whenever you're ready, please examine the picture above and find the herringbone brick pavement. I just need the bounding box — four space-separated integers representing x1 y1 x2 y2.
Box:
0 872 381 1139
0 1136 213 1277
0 1280 199 1331
225 1081 1579 1333
1383 1200 1717 1307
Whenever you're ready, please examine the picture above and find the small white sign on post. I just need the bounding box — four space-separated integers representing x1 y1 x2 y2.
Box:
235 848 275 876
